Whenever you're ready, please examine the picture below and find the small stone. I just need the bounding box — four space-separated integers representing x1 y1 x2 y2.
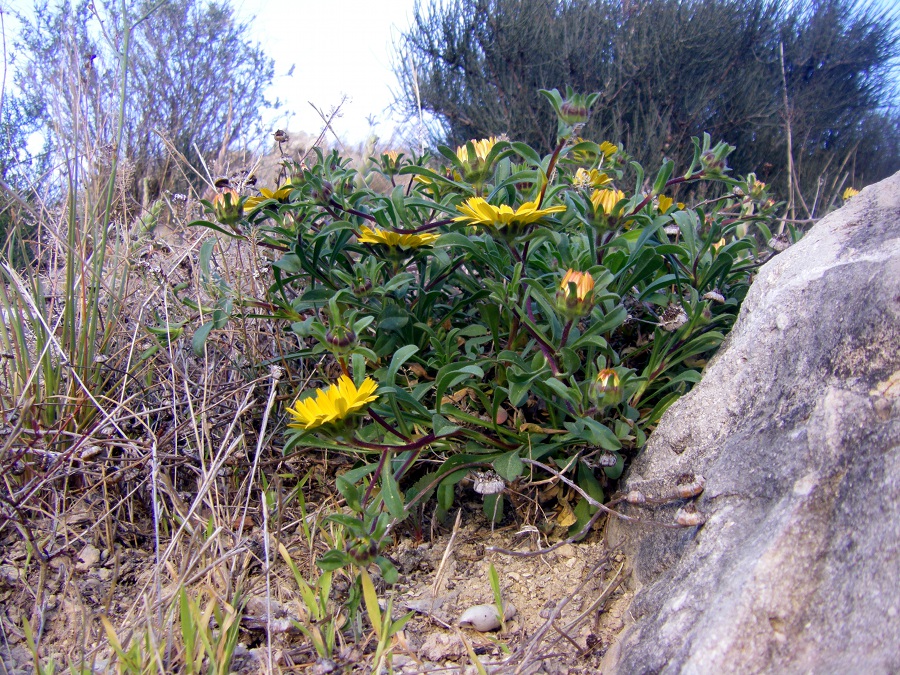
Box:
556 544 576 558
311 658 337 675
76 544 101 572
392 654 414 668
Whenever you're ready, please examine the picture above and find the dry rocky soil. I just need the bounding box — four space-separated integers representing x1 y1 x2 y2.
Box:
0 492 632 674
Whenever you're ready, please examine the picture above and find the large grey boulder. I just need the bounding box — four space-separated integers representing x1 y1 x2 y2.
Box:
604 172 900 674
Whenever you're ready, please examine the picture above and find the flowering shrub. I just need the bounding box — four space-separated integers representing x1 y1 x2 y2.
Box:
195 89 779 572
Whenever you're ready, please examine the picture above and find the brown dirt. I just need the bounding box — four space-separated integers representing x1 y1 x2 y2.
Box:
0 496 634 674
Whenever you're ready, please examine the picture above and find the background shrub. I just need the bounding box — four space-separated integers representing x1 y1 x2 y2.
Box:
394 0 900 207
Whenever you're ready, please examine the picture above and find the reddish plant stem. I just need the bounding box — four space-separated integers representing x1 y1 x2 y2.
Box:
368 409 410 442
425 259 465 292
329 198 453 234
537 138 567 207
329 199 377 222
559 319 574 349
519 299 561 375
597 230 617 265
624 172 706 219
360 445 391 509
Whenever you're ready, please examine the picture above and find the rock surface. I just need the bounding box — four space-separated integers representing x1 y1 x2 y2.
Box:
604 172 900 674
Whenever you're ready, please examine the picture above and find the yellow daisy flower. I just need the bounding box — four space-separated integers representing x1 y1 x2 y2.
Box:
573 168 612 189
357 226 440 249
599 141 618 158
842 187 859 200
557 268 595 317
590 189 626 215
658 195 674 213
212 188 242 224
244 185 294 210
287 376 379 431
453 197 565 229
559 269 594 301
455 137 498 164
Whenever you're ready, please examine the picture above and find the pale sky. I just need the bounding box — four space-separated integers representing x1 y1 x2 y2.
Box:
233 0 421 145
1 0 423 148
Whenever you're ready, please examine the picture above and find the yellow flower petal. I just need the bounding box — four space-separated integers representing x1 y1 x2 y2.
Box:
244 184 293 209
573 168 611 190
453 197 565 229
358 226 439 249
590 189 626 216
456 137 498 163
599 141 618 158
658 195 674 213
287 376 379 431
560 269 595 301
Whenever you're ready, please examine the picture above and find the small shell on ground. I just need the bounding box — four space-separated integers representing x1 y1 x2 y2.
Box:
625 490 646 504
675 505 706 527
458 601 517 632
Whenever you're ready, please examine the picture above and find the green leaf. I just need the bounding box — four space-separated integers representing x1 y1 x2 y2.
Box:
273 253 304 274
192 321 214 356
493 450 523 482
437 477 457 511
569 461 605 536
376 556 400 585
336 475 361 512
653 159 675 195
603 452 625 480
434 363 484 413
509 141 542 165
564 418 621 450
432 414 461 437
316 550 351 571
382 465 406 521
338 463 378 485
390 185 410 225
543 377 579 404
483 493 504 523
645 391 682 425
326 513 368 534
384 345 419 387
378 304 410 331
638 274 679 301
188 219 242 238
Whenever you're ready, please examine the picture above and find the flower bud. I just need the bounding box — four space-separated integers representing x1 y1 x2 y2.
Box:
748 174 767 200
325 325 357 351
591 368 622 406
353 277 373 296
381 150 402 174
540 87 600 141
454 137 497 183
346 538 378 565
213 189 242 225
556 269 595 318
311 180 334 204
560 99 589 126
590 188 626 220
